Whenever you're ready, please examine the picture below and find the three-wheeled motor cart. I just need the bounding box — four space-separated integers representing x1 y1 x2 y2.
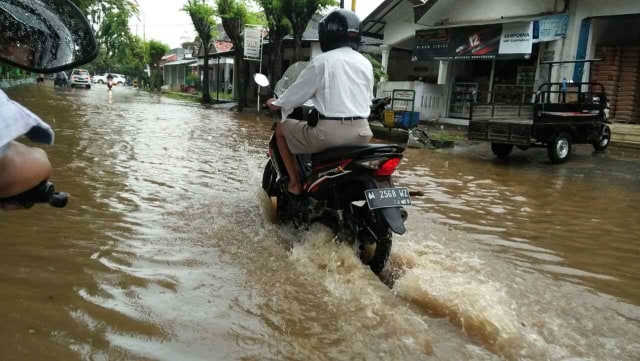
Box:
468 80 612 164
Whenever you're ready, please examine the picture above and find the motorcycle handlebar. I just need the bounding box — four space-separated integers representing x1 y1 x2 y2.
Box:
0 181 68 209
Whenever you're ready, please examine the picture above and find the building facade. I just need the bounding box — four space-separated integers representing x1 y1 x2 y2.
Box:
364 0 640 125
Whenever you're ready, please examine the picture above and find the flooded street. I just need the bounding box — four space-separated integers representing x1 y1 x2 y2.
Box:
1 84 639 360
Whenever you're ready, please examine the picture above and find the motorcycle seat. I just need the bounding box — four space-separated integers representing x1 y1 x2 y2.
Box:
312 144 404 164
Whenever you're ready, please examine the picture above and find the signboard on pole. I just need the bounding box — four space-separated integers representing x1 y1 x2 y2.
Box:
413 25 502 61
499 22 533 55
413 23 536 61
244 26 263 60
534 14 569 42
244 25 265 111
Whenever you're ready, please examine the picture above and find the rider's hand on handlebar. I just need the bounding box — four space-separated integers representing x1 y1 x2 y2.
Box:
266 98 281 112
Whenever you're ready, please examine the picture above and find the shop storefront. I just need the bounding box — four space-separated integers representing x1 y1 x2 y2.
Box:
413 15 569 119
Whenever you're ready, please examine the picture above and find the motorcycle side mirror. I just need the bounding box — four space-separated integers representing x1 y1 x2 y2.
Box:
0 0 99 74
254 73 270 88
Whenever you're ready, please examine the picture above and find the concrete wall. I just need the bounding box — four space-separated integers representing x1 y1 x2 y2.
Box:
282 47 312 62
311 42 322 59
378 81 447 120
561 0 640 82
387 50 439 82
0 77 35 89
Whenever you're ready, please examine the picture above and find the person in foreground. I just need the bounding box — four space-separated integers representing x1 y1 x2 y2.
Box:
266 9 374 205
0 93 54 210
0 0 98 210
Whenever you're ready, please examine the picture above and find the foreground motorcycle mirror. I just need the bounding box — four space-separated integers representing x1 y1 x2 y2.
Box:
254 73 270 88
0 0 98 74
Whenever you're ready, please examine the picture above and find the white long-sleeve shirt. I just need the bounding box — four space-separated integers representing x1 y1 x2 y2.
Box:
0 89 54 157
273 47 374 121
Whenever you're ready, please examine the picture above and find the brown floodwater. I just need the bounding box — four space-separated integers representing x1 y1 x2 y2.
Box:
1 84 639 361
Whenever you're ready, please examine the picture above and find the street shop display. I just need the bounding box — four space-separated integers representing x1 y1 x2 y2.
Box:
382 89 420 130
413 15 568 62
414 23 533 61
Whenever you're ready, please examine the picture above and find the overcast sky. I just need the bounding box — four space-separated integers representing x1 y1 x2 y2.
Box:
128 0 384 49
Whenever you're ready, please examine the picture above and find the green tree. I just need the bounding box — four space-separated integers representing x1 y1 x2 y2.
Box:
181 41 196 50
71 0 139 24
258 0 290 83
184 0 217 104
281 0 335 62
120 35 147 84
74 0 143 78
217 0 249 109
363 53 386 84
146 39 170 91
96 11 131 60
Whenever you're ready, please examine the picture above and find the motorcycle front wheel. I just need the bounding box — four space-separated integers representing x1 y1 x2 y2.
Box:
262 160 277 196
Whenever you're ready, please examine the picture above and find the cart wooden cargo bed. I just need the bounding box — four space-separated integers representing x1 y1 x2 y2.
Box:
467 81 612 163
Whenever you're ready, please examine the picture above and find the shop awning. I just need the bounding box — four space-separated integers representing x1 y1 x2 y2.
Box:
414 0 561 27
190 57 234 67
362 0 425 39
163 59 197 67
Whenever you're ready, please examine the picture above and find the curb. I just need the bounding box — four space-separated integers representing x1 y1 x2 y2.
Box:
0 77 36 89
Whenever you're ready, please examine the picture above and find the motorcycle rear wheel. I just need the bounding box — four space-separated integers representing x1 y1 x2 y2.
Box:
365 233 392 275
358 210 393 275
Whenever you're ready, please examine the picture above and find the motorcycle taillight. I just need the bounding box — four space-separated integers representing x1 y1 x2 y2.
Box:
375 157 401 176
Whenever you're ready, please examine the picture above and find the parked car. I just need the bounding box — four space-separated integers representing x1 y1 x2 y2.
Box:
111 74 126 85
92 73 126 85
92 74 106 84
70 69 91 89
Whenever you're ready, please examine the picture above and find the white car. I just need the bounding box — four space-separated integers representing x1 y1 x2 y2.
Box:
92 73 126 85
92 74 106 84
111 74 126 85
70 69 91 88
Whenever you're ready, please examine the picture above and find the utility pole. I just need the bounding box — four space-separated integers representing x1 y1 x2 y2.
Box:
340 0 344 8
351 0 356 11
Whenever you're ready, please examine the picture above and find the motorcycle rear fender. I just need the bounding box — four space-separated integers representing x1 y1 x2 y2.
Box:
379 207 406 235
363 177 407 235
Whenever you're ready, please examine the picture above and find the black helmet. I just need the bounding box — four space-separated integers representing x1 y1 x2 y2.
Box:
318 9 361 52
0 0 98 73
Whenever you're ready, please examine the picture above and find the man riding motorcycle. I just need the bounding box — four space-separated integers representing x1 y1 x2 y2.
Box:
266 9 374 208
54 71 69 88
0 0 98 210
107 73 114 90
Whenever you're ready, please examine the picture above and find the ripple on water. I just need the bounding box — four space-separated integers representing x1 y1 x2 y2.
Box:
2 87 639 361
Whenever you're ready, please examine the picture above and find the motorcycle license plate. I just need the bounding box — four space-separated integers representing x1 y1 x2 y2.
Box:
365 188 412 210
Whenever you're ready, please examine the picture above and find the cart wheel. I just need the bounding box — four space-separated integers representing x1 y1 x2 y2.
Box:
548 132 572 164
593 125 611 151
491 143 513 159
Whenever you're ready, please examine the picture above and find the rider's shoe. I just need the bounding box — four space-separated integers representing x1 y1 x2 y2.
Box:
285 191 309 215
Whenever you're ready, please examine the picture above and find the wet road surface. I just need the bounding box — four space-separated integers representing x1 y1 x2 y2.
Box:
1 84 639 360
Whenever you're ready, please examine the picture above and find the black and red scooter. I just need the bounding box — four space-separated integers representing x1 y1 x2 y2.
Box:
255 73 410 275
